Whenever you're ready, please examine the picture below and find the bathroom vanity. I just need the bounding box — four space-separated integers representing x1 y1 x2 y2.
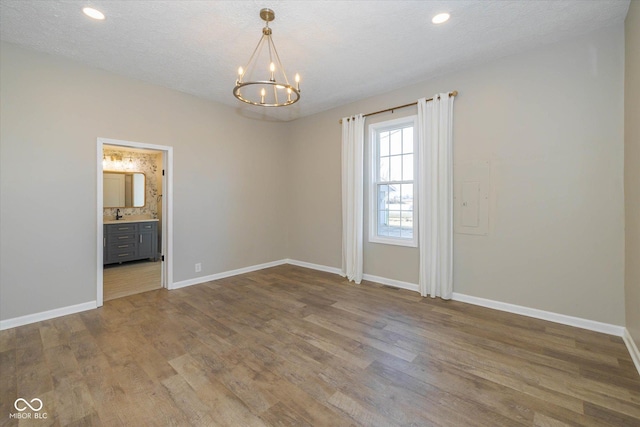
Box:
103 219 158 265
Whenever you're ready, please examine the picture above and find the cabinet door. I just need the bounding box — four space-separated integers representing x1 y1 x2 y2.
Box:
138 231 154 259
138 222 157 260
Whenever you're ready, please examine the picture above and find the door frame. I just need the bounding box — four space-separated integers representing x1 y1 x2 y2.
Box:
96 137 174 306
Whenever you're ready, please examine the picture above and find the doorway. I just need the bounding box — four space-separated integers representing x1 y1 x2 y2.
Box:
96 138 173 306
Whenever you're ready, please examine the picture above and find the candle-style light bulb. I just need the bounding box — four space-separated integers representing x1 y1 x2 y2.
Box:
269 62 275 81
295 73 300 91
237 66 243 83
261 88 266 104
287 87 292 102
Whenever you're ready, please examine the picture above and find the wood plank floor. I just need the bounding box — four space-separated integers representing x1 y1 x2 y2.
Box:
103 260 161 301
1 264 639 426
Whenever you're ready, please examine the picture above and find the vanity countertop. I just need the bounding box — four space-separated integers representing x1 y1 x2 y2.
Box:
104 218 159 224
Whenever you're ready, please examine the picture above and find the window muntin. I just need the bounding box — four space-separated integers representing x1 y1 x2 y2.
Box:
369 116 417 247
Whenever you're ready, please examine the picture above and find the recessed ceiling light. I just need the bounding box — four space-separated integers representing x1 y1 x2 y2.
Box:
82 7 105 20
432 13 450 24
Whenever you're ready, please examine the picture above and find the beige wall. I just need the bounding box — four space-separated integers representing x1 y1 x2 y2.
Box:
625 1 640 345
0 42 289 321
287 27 626 325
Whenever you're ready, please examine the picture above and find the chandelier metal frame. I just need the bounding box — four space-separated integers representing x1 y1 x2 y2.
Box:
233 8 300 107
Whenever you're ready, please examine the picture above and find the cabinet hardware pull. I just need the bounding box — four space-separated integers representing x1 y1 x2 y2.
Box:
118 227 128 230
103 238 106 247
140 235 143 243
118 253 130 257
118 236 129 239
118 245 128 248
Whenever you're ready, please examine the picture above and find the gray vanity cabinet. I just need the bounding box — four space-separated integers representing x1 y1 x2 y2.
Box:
104 221 158 265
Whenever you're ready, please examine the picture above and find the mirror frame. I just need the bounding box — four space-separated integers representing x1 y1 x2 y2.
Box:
103 171 147 208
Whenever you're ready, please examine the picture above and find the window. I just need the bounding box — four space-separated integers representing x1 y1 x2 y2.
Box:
369 116 417 247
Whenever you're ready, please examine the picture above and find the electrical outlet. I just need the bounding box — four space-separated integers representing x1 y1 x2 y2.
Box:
195 263 202 273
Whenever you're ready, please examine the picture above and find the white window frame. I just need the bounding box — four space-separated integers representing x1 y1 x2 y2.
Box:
368 115 418 247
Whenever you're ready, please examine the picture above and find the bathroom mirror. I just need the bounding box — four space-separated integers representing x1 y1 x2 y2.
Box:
103 171 146 208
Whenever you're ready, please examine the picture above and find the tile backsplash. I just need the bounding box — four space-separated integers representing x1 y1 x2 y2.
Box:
103 148 162 219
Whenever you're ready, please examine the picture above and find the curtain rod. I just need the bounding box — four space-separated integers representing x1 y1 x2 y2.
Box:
339 90 458 124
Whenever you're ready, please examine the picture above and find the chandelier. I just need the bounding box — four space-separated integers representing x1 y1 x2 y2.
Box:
233 8 300 107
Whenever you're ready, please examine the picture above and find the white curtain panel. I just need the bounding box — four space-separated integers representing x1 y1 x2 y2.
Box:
417 94 455 298
341 114 365 284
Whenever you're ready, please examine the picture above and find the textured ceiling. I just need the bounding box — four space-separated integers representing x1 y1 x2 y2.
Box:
0 0 631 121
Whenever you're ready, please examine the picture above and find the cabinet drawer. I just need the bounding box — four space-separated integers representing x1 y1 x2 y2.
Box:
139 222 157 232
108 251 139 262
106 223 138 233
109 233 137 243
108 242 137 252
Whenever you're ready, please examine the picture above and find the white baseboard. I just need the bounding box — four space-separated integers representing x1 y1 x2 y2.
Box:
285 259 342 275
285 259 419 293
451 292 625 337
623 328 640 376
1 260 291 329
171 259 288 290
362 273 419 293
285 260 627 339
0 301 97 331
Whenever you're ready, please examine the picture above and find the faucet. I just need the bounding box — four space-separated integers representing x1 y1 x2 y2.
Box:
115 209 122 220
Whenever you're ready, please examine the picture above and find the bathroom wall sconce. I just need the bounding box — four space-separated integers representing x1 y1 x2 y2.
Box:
102 154 124 169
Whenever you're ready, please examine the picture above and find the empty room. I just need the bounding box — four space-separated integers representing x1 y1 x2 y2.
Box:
1 0 639 425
